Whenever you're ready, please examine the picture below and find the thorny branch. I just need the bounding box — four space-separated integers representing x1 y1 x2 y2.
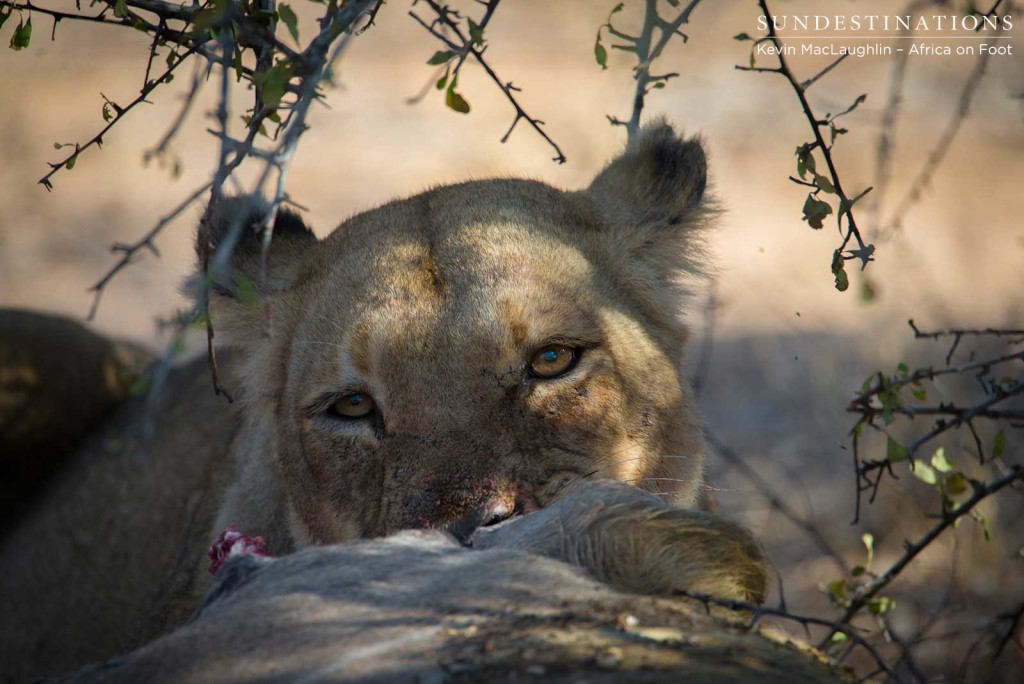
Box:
43 0 375 317
736 0 875 290
86 182 213 321
848 322 1023 514
37 44 197 191
909 318 1024 365
600 0 704 142
23 0 377 403
410 0 567 163
823 465 1023 647
676 589 901 682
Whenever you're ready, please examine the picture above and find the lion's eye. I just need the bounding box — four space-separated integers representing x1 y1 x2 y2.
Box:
331 393 375 419
528 344 579 379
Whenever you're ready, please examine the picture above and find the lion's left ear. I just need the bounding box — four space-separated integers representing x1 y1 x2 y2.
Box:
191 195 318 347
583 122 712 332
586 120 708 233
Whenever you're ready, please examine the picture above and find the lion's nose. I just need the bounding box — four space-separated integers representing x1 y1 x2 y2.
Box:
446 499 515 546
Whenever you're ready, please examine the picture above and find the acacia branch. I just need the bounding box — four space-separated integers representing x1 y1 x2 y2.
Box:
676 590 900 682
87 181 212 320
412 0 566 163
36 44 197 190
737 0 875 279
602 0 703 141
824 465 1023 645
910 319 1024 364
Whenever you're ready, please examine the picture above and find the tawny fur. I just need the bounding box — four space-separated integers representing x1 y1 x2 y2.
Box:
0 123 769 682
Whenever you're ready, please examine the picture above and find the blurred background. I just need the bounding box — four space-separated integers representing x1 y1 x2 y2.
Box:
1 0 1021 680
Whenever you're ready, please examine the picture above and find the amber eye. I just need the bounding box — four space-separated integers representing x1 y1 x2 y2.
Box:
332 393 375 419
528 344 579 379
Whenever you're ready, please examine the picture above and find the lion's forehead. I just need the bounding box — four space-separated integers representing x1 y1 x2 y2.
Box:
289 212 612 394
312 214 598 320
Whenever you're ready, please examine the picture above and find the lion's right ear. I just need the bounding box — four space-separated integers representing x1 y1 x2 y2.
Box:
192 195 317 344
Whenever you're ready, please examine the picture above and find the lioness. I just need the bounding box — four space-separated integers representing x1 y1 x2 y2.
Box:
0 123 768 681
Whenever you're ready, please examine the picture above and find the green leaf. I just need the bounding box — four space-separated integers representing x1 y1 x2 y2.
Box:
64 144 81 170
931 447 954 473
945 472 968 495
992 430 1005 460
795 144 817 179
833 265 849 292
9 16 31 51
830 632 849 644
435 64 450 90
595 38 608 69
102 102 113 122
0 7 12 31
910 460 937 485
257 61 293 110
886 436 908 463
468 18 484 46
897 362 909 375
861 533 874 568
240 115 268 139
192 6 221 38
831 250 849 292
427 50 455 65
910 383 926 401
733 32 753 41
814 173 835 194
445 83 470 114
279 4 300 43
829 124 848 145
113 0 129 19
851 565 865 577
802 194 832 230
866 597 894 615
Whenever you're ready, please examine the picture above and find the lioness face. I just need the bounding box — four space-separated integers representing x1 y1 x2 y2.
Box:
201 124 711 544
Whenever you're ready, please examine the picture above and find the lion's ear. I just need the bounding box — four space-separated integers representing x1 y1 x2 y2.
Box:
584 123 712 333
586 120 708 232
192 195 317 344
